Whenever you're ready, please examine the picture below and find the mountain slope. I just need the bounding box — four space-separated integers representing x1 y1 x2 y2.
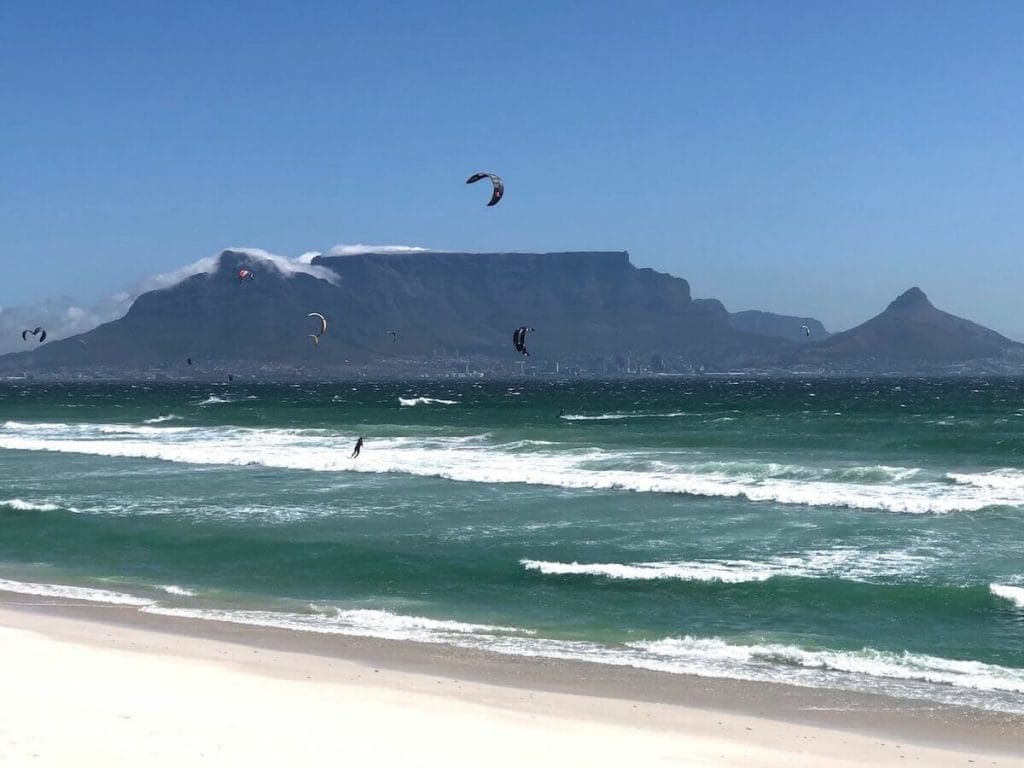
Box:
800 287 1021 362
0 250 790 372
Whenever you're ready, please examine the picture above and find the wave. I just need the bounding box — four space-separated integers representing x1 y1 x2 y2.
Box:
0 578 153 606
521 548 933 583
0 571 1018 712
560 411 689 421
628 636 1024 697
2 421 1023 514
991 583 1024 609
947 469 1024 492
399 397 459 406
136 604 1024 713
158 584 197 597
195 395 230 406
143 414 182 424
0 498 62 512
142 605 531 641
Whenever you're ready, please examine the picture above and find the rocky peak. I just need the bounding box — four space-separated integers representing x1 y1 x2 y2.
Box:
886 287 933 312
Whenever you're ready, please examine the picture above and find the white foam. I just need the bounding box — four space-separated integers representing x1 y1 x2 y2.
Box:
158 585 197 597
0 578 153 606
0 499 61 512
3 421 1023 514
559 411 689 421
398 397 459 406
521 549 933 584
991 583 1024 608
195 395 230 406
142 605 530 642
947 469 1024 491
134 604 1024 712
630 636 1024 694
143 414 182 424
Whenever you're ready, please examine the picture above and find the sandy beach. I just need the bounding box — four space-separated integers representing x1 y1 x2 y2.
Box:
0 596 1020 767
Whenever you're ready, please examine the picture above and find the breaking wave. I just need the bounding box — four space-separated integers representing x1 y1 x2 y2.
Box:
2 420 1023 514
398 397 459 406
991 583 1024 609
0 499 62 513
521 548 933 583
143 414 182 424
195 396 230 406
0 578 153 606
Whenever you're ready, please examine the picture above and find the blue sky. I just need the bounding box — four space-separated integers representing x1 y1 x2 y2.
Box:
2 1 1023 339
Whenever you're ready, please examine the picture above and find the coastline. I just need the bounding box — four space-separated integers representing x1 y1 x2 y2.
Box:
1 593 1020 767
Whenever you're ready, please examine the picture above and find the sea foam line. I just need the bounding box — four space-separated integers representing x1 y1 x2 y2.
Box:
0 499 62 512
521 548 933 583
0 578 153 606
559 411 689 421
141 605 531 640
137 604 1024 713
143 414 182 424
0 570 1019 712
2 421 1022 514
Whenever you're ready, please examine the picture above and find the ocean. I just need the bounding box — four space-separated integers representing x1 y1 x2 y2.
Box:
1 377 1022 713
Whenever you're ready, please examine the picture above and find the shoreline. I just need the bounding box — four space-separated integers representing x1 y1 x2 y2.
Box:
1 593 1021 766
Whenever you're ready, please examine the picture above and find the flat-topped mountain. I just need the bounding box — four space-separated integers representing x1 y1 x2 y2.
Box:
797 287 1023 363
6 252 1015 376
0 250 796 372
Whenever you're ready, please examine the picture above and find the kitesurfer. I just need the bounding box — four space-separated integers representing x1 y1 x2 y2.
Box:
350 437 364 459
512 326 534 356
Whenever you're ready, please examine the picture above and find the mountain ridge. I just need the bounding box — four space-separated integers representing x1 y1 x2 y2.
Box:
1 253 1019 376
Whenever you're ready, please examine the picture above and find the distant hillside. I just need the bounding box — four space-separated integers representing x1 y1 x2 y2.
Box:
796 287 1023 364
728 310 829 343
0 250 794 373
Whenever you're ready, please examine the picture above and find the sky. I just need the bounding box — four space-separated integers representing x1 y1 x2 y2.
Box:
2 1 1024 345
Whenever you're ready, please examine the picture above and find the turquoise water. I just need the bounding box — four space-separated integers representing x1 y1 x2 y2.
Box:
1 377 1022 711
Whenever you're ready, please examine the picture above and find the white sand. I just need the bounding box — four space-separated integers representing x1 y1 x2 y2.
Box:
0 608 1019 767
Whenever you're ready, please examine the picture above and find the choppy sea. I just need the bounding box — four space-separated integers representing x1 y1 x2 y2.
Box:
1 377 1022 712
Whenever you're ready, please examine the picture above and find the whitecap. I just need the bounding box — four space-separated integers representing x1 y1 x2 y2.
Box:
0 578 153 606
398 397 459 406
0 499 62 512
990 583 1024 609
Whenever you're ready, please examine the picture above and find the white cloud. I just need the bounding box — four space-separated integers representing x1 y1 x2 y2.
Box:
327 244 431 256
138 247 341 292
137 254 221 293
0 246 349 354
222 247 340 284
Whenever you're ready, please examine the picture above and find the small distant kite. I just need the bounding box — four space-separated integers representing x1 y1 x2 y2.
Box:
512 326 534 356
237 268 255 282
308 312 327 337
801 325 811 337
308 334 320 346
466 172 504 207
21 327 46 343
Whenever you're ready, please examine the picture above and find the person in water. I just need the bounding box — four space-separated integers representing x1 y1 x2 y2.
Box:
350 437 364 458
